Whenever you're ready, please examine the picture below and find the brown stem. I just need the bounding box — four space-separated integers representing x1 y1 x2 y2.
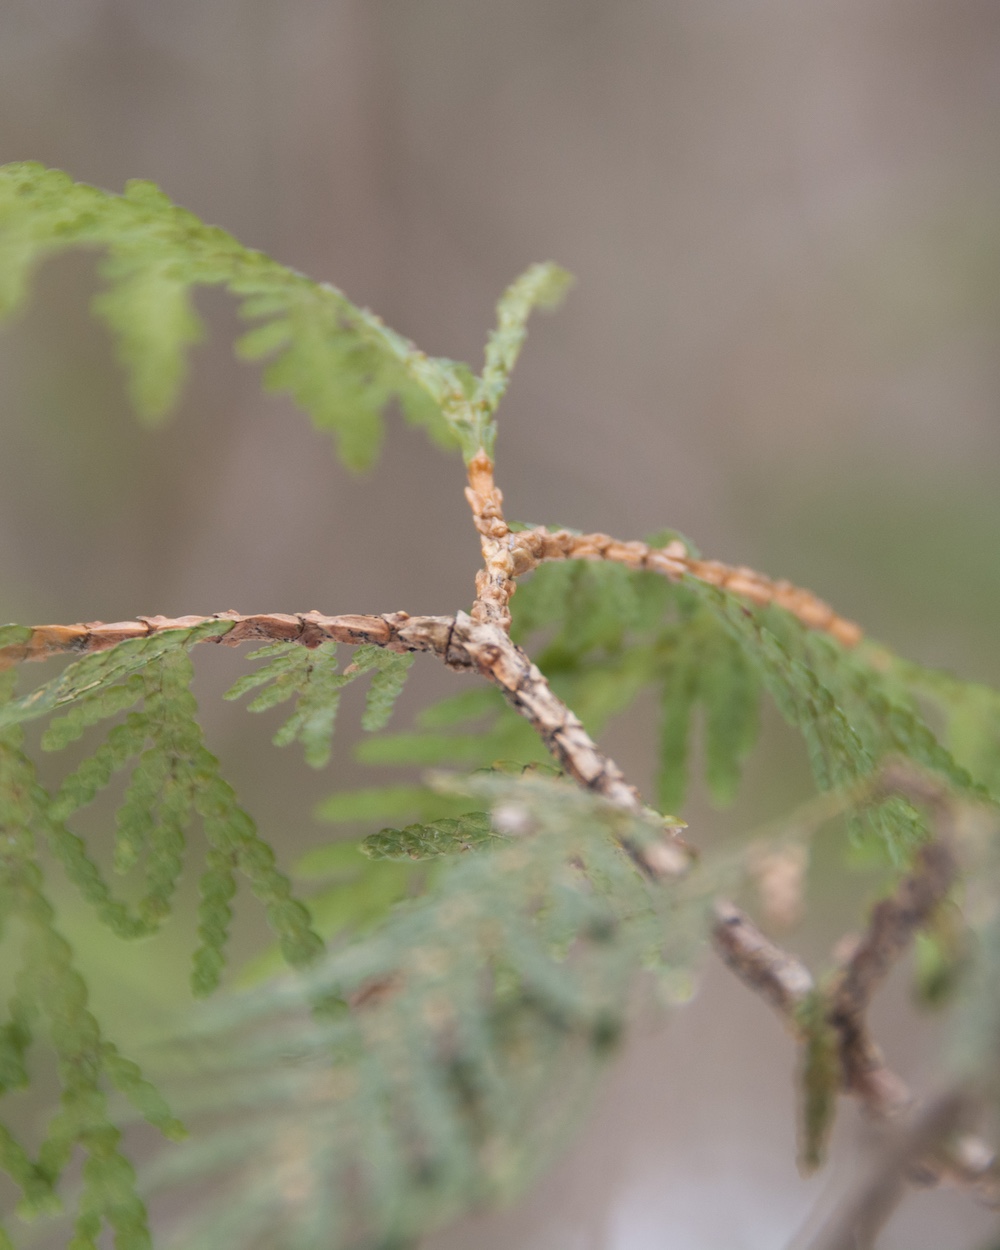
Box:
0 620 987 1204
0 607 688 876
824 764 958 1113
508 526 863 647
0 607 666 822
0 610 452 668
465 451 516 630
801 1091 990 1250
712 899 815 1017
459 459 863 644
717 763 999 1211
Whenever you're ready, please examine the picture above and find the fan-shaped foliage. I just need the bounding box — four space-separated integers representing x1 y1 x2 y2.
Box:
143 774 713 1250
0 163 568 469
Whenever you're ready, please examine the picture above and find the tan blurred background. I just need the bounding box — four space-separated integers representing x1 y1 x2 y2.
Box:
1 2 1000 1246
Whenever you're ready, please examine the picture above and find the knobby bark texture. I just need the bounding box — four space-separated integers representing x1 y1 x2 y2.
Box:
463 451 862 642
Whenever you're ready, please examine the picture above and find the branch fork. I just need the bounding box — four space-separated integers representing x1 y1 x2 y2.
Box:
1 444 989 1229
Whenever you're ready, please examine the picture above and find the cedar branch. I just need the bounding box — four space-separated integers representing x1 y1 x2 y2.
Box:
0 607 687 876
716 762 1000 1209
0 618 985 1200
510 525 863 646
461 453 862 644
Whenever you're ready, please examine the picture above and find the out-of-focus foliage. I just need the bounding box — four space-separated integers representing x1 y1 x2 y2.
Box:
0 164 568 468
143 773 714 1250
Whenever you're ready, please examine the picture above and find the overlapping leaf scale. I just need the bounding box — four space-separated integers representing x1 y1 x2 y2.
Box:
190 757 323 993
362 811 495 860
144 776 712 1250
692 584 979 857
4 637 322 991
0 674 180 1248
0 163 463 469
225 641 413 768
354 646 415 732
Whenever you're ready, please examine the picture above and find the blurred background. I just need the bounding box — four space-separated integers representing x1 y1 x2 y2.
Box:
1 2 1000 1246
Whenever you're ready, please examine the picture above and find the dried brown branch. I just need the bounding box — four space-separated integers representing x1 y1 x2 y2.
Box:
718 761 1000 1221
821 764 958 1116
507 525 863 646
0 610 448 667
715 765 957 1096
460 450 862 644
0 606 688 876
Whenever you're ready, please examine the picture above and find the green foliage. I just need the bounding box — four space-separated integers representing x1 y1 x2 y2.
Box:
0 673 179 1248
796 990 840 1174
3 160 1000 1250
314 782 474 827
0 163 568 467
506 557 980 858
144 775 712 1250
1 631 322 992
224 642 412 768
475 263 573 418
505 554 764 812
236 840 417 988
362 810 496 860
0 620 232 732
890 660 1000 799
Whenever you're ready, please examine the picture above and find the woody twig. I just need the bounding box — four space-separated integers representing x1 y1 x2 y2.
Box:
1 456 986 1213
461 450 863 644
716 761 1000 1213
0 607 687 876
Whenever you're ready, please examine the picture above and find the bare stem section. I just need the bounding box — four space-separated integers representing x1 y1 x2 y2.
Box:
827 769 958 1114
508 526 863 647
459 452 862 644
465 451 517 629
0 610 453 667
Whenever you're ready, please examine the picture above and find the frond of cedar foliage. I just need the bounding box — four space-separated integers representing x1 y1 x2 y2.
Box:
141 773 715 1250
0 162 569 469
1 164 1000 1249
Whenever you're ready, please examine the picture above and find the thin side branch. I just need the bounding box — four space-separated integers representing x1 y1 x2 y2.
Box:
508 526 863 647
712 899 814 1017
717 762 1000 1211
823 764 958 1114
460 453 861 645
801 1092 973 1250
